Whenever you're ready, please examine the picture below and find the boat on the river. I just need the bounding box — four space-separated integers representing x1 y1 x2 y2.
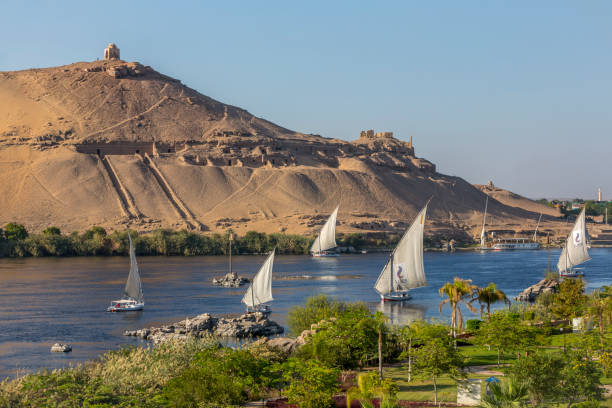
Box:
242 249 275 314
310 205 339 257
480 195 489 249
374 201 429 301
107 233 144 312
557 207 590 278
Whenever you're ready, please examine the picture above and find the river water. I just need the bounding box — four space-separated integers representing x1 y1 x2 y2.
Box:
0 249 610 379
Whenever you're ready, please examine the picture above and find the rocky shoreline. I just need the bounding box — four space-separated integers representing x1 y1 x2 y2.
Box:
124 312 283 343
515 278 559 302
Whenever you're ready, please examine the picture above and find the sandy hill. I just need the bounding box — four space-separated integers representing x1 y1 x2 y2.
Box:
0 51 570 241
474 183 560 217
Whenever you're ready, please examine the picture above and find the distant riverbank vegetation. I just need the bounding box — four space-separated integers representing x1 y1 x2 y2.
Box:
0 223 430 258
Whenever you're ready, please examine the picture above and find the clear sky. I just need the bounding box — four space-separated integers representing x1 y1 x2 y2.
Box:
2 1 610 199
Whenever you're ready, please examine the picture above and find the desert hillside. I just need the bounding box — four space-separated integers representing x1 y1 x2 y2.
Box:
474 183 560 217
0 48 573 241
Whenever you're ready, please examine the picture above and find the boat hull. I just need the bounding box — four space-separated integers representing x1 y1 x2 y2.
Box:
380 292 412 302
247 304 271 316
107 300 144 312
312 252 339 257
493 242 540 250
560 270 585 278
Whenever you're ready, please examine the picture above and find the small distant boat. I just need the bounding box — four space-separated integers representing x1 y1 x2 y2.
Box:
374 202 429 301
107 233 144 312
242 248 275 314
558 207 590 278
310 205 339 257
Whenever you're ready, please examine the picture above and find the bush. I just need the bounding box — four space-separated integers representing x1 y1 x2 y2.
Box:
4 223 28 241
281 358 339 408
299 306 380 369
287 294 369 336
465 319 481 332
162 348 276 407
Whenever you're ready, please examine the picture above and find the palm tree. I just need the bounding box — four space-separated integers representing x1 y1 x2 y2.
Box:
587 289 612 334
373 311 389 379
475 282 510 322
481 377 528 408
346 371 398 408
439 277 478 341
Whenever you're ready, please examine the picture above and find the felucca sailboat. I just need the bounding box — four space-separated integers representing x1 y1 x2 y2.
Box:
374 202 429 301
107 233 144 312
242 249 275 314
310 205 339 257
480 196 488 249
557 207 590 278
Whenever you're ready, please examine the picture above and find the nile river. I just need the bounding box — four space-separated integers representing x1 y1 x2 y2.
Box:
1 249 611 378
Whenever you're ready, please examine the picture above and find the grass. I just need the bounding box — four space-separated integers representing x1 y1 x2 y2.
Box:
383 365 490 403
459 344 517 367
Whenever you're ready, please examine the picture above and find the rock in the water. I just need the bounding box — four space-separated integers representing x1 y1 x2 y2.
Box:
50 343 72 353
212 272 250 288
515 278 559 302
125 312 283 343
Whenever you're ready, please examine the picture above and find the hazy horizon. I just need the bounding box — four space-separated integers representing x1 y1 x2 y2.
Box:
2 1 610 200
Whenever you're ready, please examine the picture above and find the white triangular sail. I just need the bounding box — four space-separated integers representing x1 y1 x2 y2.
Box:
310 206 339 254
124 233 143 302
374 204 428 295
557 207 590 273
242 249 275 308
480 196 488 248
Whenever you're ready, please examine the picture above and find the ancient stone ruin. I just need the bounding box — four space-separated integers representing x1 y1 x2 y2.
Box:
104 43 120 60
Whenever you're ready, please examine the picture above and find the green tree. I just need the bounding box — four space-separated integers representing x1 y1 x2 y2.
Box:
475 282 510 321
412 326 465 404
508 351 564 406
42 226 61 235
300 306 379 369
373 311 389 379
475 311 538 366
4 223 28 241
439 277 478 340
551 278 588 320
587 289 612 334
281 358 339 408
558 351 604 407
287 294 369 336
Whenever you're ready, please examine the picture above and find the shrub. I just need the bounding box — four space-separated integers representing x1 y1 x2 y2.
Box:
465 319 481 332
281 358 339 408
287 294 369 336
4 223 28 241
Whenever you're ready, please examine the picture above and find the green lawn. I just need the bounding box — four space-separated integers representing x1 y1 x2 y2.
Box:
459 344 517 367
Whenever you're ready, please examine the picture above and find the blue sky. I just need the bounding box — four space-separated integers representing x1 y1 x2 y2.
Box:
2 1 610 199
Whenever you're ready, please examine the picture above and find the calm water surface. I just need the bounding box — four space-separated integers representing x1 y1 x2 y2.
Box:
1 249 611 378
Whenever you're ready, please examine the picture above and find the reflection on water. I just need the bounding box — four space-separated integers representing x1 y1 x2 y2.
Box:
376 301 426 326
1 249 611 378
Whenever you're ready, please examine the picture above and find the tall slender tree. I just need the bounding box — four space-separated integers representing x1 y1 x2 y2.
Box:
439 278 478 341
475 282 510 322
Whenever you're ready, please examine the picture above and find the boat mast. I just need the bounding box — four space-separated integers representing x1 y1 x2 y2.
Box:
228 231 234 275
547 233 551 274
481 196 489 247
533 213 542 242
389 255 394 295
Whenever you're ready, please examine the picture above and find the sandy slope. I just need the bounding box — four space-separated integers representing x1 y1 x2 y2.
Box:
0 60 571 240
